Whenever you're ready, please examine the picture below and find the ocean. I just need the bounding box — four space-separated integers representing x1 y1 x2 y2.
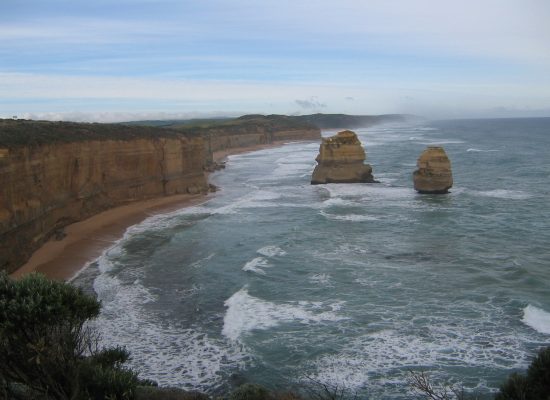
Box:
73 118 550 399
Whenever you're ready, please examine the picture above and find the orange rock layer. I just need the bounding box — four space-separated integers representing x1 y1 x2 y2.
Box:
413 146 453 194
311 130 375 184
0 124 320 273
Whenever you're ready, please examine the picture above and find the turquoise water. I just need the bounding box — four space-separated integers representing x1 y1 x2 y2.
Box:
74 118 550 399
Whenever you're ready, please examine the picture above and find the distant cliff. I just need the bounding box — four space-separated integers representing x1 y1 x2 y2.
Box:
0 116 320 273
175 115 320 165
290 113 415 129
123 113 415 131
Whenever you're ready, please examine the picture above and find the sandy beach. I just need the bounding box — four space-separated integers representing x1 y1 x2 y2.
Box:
10 141 296 281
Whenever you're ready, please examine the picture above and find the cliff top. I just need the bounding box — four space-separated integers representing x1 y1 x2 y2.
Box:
0 113 414 148
0 119 190 148
123 113 415 130
0 114 319 148
173 114 317 135
322 130 361 145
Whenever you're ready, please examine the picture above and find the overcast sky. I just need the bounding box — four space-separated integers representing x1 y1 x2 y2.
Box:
1 0 549 122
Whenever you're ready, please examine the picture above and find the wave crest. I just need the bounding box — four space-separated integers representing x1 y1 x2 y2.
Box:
522 305 550 334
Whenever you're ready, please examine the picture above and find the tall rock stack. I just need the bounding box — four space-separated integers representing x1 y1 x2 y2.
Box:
311 130 375 184
413 146 453 194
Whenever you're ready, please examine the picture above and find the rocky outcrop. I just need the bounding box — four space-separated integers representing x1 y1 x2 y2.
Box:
311 130 375 184
413 146 453 194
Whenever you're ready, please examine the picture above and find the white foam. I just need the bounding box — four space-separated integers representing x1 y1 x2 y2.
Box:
420 140 465 145
325 184 414 200
522 305 550 334
322 197 358 207
309 273 332 285
222 288 347 341
467 148 499 152
91 247 246 391
212 190 282 214
474 189 532 200
242 257 270 275
257 245 287 257
272 162 314 177
189 253 216 268
308 324 529 391
320 211 379 222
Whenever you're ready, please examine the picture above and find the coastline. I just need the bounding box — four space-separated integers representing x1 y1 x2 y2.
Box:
10 141 299 282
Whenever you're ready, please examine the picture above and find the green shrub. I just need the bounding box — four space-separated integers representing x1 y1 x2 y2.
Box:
525 347 550 400
495 373 529 400
0 272 147 399
135 386 209 400
496 347 550 400
230 383 273 400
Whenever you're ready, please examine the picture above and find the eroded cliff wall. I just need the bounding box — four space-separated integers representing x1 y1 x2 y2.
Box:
199 127 320 164
0 118 321 274
0 136 206 273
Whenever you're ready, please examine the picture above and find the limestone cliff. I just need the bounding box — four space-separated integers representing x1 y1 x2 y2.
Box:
177 114 321 167
0 117 321 273
0 136 206 273
413 146 453 194
311 130 375 184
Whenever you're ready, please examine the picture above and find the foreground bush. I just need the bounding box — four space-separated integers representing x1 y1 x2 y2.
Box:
135 386 210 400
230 383 273 400
0 272 150 400
496 347 550 400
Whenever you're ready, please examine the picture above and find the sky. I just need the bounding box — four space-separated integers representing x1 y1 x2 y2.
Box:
1 0 550 122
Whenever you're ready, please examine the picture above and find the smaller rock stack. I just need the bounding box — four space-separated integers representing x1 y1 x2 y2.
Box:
413 146 453 194
311 130 375 184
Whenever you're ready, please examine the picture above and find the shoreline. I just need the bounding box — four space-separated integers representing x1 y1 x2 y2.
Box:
10 141 298 281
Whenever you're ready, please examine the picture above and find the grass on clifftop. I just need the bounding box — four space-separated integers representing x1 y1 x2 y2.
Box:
0 115 318 148
0 119 194 148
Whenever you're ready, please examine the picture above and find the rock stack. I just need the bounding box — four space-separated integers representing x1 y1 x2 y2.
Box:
413 146 453 194
311 130 375 184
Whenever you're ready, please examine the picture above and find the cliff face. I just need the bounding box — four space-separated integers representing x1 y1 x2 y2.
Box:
0 136 206 273
203 127 320 157
0 118 321 274
413 146 453 194
178 115 321 164
311 130 375 184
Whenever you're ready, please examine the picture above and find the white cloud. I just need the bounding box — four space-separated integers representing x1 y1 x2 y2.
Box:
14 111 240 124
1 0 549 121
1 72 548 121
201 0 550 65
295 97 327 110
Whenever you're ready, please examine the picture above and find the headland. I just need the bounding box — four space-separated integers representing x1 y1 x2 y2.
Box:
1 113 409 279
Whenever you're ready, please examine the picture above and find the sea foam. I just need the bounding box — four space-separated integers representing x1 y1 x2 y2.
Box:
242 257 270 275
320 211 379 222
222 288 346 341
257 245 287 257
522 305 550 334
92 247 246 390
467 148 500 152
474 189 532 200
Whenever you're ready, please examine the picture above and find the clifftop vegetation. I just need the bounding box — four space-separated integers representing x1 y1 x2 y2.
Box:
172 114 318 135
0 114 318 148
0 113 412 148
122 113 414 131
0 119 188 148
